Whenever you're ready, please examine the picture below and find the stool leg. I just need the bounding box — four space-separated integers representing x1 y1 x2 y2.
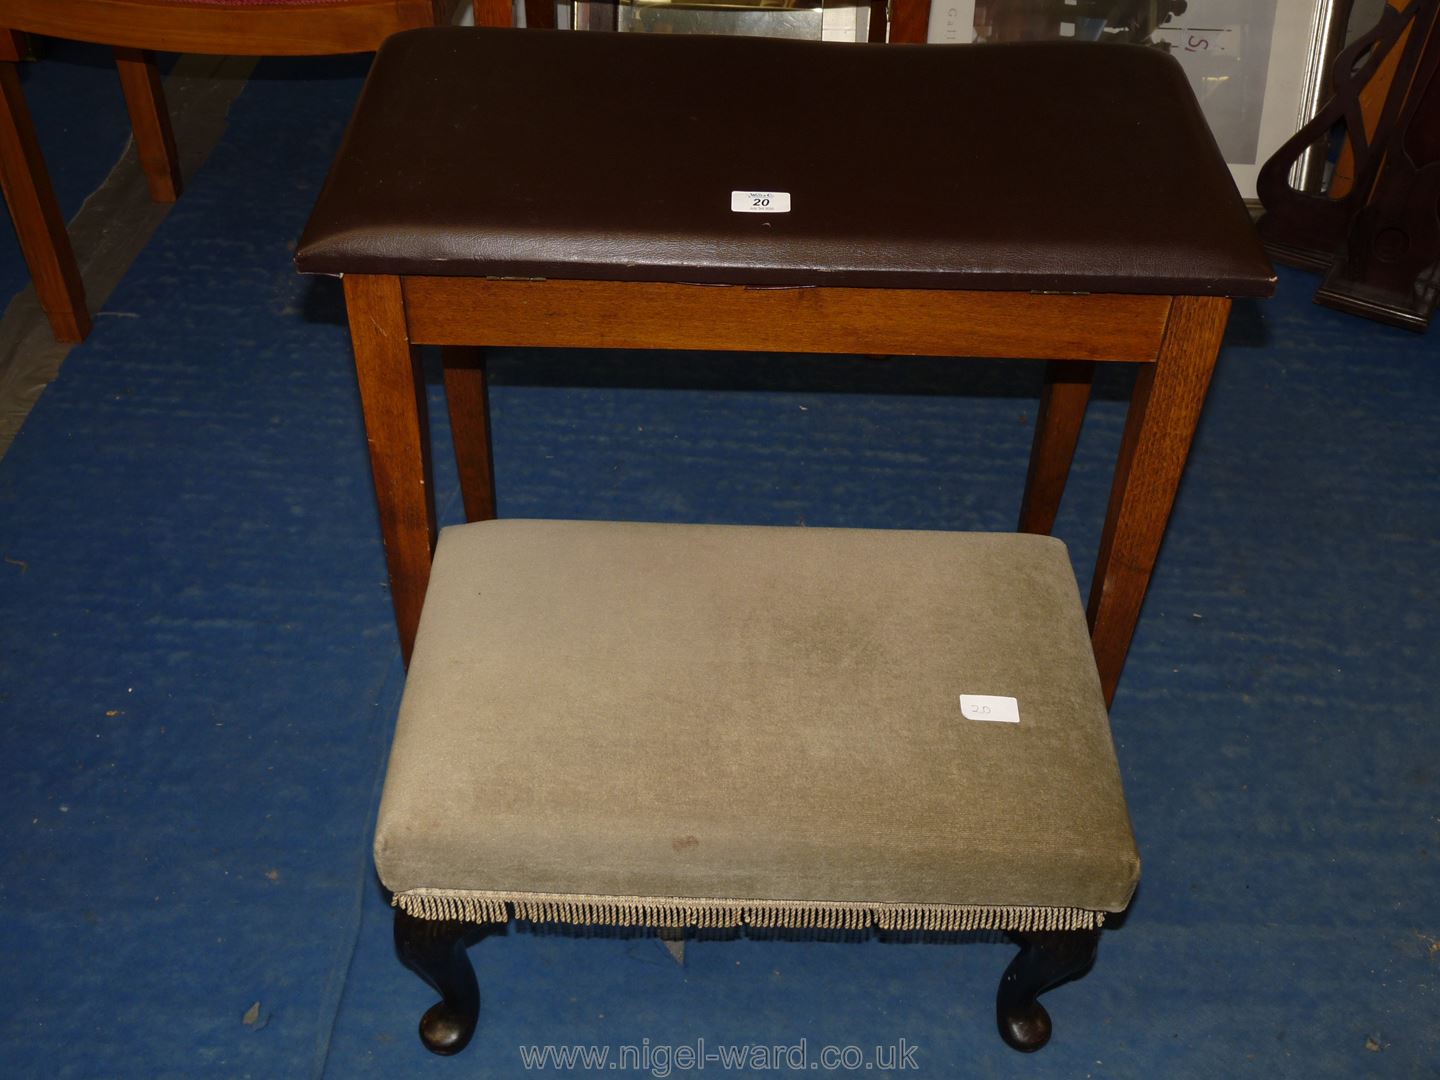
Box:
0 39 90 343
996 928 1101 1052
344 274 437 664
394 909 483 1056
1018 360 1095 535
441 346 498 523
1087 295 1230 705
114 48 182 204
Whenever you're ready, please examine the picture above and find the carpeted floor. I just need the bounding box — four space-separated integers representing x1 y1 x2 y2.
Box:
0 38 1436 1080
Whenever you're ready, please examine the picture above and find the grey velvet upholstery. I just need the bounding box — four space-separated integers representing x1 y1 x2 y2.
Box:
375 520 1140 926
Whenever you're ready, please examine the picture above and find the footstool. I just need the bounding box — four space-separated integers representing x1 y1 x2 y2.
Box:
377 519 1140 1054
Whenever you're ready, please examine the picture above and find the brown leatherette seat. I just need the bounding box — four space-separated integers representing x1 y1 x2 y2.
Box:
296 27 1276 297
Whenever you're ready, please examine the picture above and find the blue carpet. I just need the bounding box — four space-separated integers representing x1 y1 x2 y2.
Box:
1 41 1437 1080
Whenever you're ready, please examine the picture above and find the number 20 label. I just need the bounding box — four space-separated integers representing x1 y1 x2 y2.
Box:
731 190 791 213
959 695 1021 724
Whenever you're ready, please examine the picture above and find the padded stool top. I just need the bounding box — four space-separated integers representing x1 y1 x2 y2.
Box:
298 27 1274 297
375 520 1140 924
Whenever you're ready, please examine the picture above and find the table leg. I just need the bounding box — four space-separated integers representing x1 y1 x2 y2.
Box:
114 47 182 204
1018 360 1095 535
344 274 436 664
441 346 497 523
1087 296 1230 705
0 36 90 342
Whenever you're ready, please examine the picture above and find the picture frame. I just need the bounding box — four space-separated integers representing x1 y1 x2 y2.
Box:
925 1 1350 203
569 1 882 40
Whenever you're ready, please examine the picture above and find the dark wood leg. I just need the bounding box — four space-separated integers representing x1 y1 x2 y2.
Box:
1087 296 1230 706
343 274 437 665
1018 359 1095 535
441 346 498 523
523 0 557 29
394 909 483 1056
0 34 90 342
996 928 1101 1052
114 47 182 204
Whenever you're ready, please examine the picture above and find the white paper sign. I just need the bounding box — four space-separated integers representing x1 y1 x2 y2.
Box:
959 694 1020 724
730 190 791 213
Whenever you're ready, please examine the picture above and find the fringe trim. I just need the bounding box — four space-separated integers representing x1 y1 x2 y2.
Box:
393 888 1105 933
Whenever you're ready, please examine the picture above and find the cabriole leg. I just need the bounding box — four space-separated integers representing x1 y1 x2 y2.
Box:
996 928 1102 1052
394 908 483 1056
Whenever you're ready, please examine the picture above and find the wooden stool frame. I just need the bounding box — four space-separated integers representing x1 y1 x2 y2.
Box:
342 272 1230 706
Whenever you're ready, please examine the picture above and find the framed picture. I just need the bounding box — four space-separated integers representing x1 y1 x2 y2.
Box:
926 1 1348 202
568 1 881 40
